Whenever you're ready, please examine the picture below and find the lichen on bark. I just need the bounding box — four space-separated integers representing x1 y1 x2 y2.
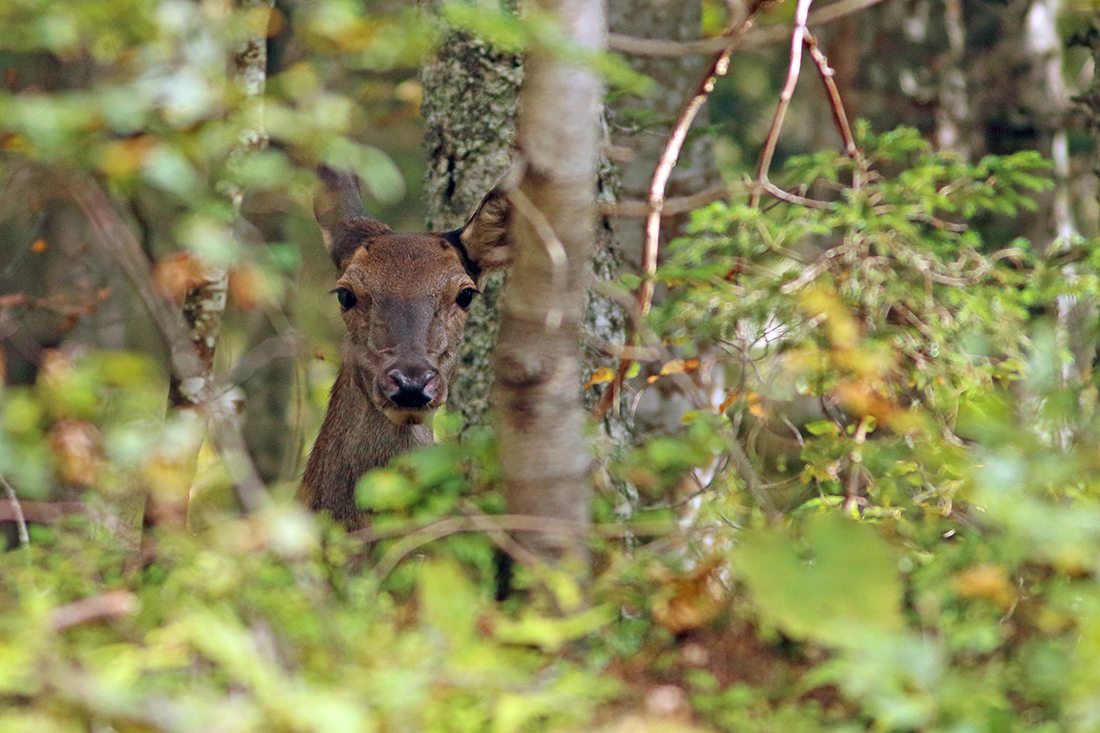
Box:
421 29 523 432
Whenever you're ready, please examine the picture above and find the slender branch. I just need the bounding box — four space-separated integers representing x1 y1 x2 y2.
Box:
757 180 829 208
51 591 138 632
601 183 729 218
358 513 680 545
369 513 683 580
751 0 816 208
1 473 29 549
608 0 888 57
804 31 864 189
457 499 543 568
0 499 86 525
68 177 206 385
68 176 268 514
585 288 773 514
779 244 849 294
594 1 766 423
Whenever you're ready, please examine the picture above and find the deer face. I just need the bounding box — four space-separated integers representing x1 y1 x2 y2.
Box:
331 230 479 424
315 165 512 426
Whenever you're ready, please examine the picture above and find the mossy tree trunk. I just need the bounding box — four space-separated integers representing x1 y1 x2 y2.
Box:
421 30 522 432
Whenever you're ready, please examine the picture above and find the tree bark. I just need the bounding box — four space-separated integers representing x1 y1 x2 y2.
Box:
169 0 274 412
607 0 721 275
494 0 603 566
421 30 522 432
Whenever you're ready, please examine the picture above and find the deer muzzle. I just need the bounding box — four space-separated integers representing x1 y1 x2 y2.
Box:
379 360 442 425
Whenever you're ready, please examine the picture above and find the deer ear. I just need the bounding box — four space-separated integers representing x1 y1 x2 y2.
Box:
457 188 513 279
314 164 389 268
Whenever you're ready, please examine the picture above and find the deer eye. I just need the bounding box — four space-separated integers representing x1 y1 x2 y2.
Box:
455 287 478 310
333 287 357 310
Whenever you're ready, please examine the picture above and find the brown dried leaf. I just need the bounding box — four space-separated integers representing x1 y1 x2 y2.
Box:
953 564 1016 610
651 558 726 633
50 419 103 488
154 252 206 304
228 264 265 311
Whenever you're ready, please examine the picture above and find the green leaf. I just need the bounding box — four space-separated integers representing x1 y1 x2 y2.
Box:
417 556 481 644
357 469 418 511
734 513 903 647
494 605 614 653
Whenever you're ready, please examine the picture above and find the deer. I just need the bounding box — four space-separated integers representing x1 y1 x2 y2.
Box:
299 164 513 526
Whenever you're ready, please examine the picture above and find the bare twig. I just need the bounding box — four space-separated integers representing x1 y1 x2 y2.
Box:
68 177 206 385
51 591 138 632
68 176 268 514
359 513 679 545
751 0 817 208
779 245 849 294
594 1 766 423
601 183 729 218
457 499 542 568
804 31 861 174
1 473 29 549
843 416 871 515
369 513 682 581
608 0 888 57
0 498 85 525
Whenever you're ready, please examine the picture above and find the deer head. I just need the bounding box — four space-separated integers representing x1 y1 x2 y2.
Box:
314 164 512 426
300 165 512 524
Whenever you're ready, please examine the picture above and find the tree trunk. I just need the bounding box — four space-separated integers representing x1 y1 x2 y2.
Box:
607 0 721 274
495 0 603 566
421 31 522 432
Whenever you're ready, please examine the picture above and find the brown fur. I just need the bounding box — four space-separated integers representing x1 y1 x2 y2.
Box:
299 165 512 525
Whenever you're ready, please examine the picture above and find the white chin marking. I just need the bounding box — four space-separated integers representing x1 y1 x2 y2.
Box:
384 408 433 426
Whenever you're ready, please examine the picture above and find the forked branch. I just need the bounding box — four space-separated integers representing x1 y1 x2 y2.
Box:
750 0 819 208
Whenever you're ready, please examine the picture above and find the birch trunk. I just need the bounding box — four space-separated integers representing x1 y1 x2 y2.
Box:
495 0 603 566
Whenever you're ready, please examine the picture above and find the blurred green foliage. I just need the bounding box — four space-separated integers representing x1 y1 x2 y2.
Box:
4 0 1100 730
7 123 1100 731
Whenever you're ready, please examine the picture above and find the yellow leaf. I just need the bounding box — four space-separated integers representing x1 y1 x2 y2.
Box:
952 564 1015 610
718 391 738 414
585 366 616 388
659 359 686 376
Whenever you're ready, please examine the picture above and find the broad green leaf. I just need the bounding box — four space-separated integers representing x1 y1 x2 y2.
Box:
734 513 903 647
417 556 481 644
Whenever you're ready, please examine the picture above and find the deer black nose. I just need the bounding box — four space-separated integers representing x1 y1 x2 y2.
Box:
383 368 439 409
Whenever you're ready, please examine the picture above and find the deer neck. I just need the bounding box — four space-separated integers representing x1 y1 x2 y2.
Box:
299 359 434 525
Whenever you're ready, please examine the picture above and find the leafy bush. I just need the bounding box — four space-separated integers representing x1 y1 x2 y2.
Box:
5 120 1100 732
